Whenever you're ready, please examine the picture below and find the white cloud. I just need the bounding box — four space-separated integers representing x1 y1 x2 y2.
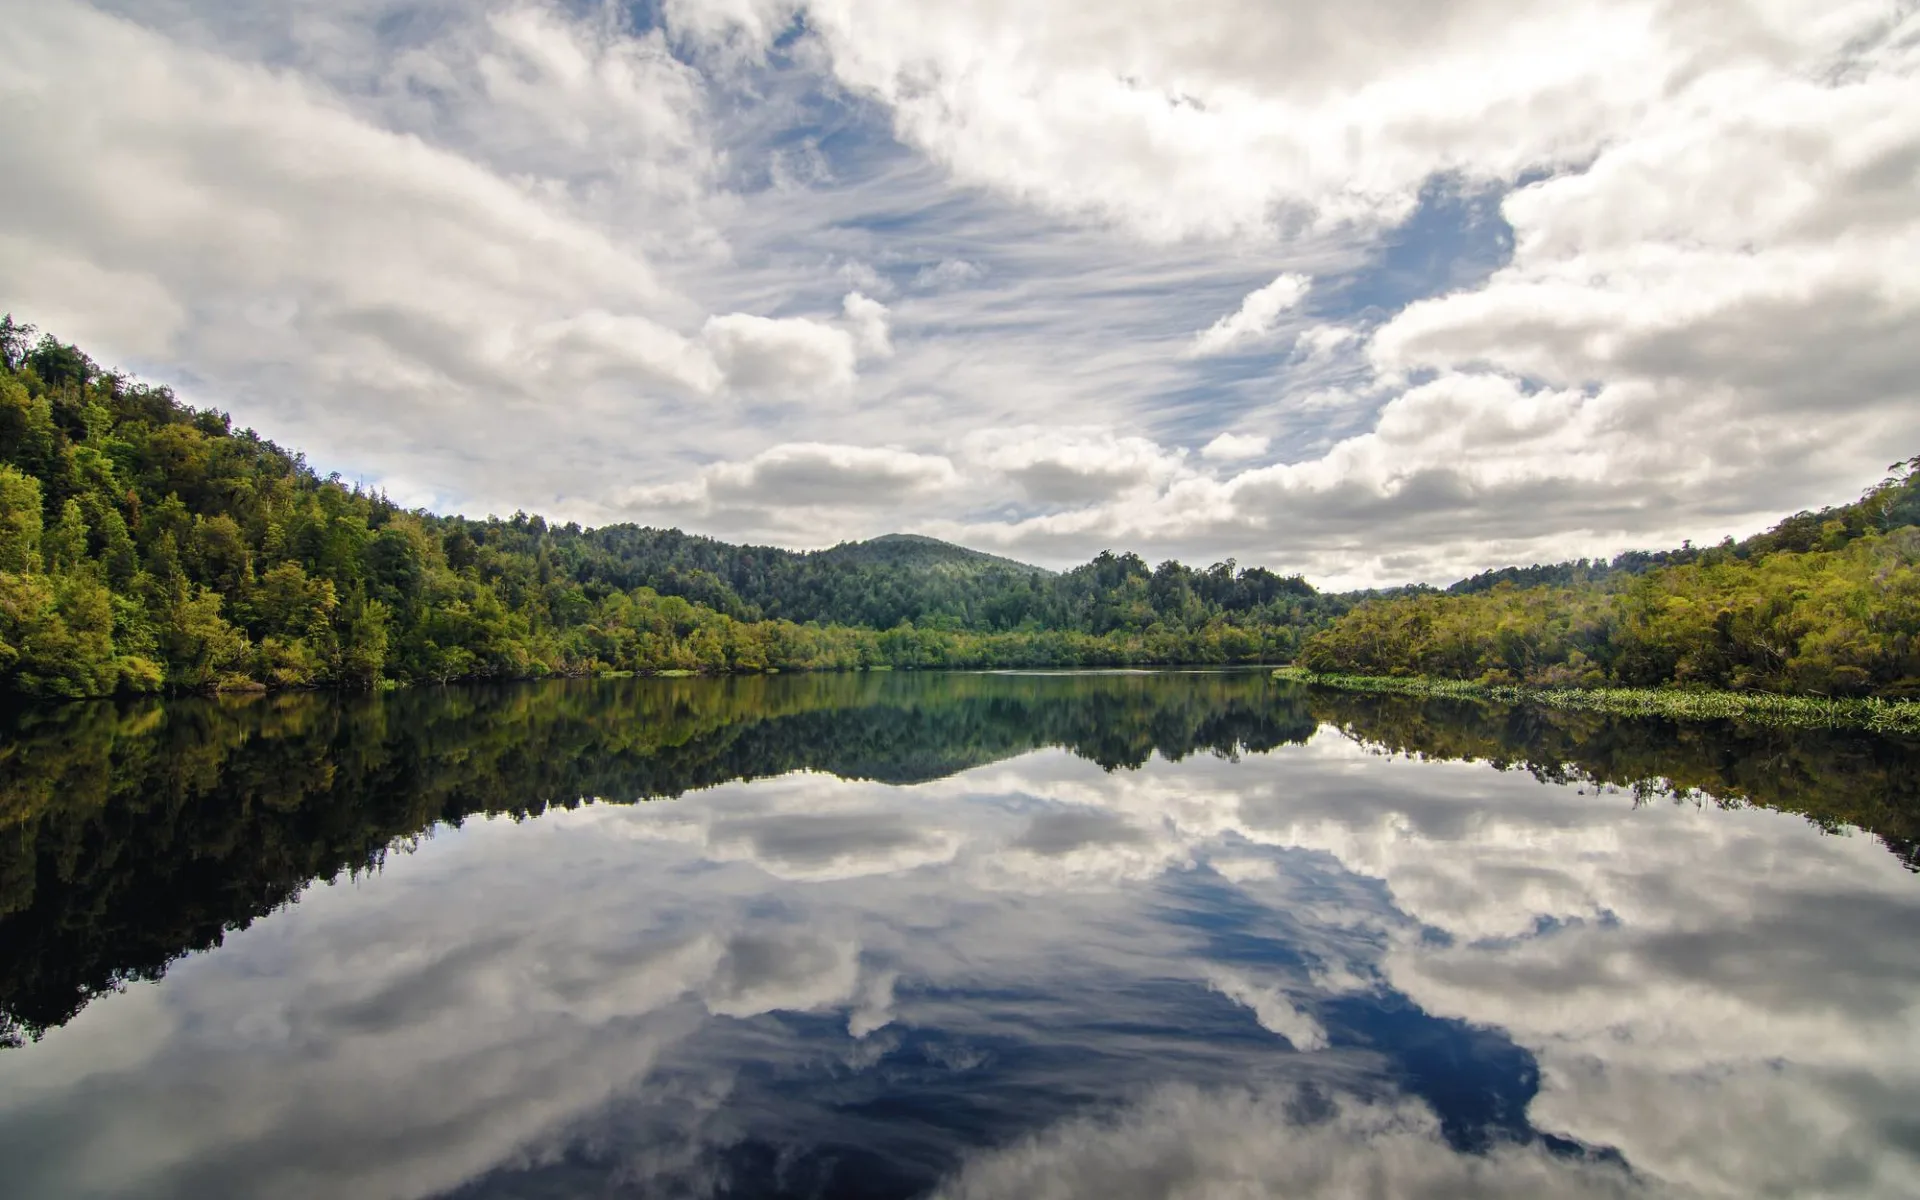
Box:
0 0 833 520
913 258 986 289
1187 273 1312 357
834 258 892 296
965 427 1189 507
1199 432 1270 461
1294 324 1360 361
701 312 860 394
4 0 1918 580
659 0 1918 581
841 290 893 358
931 1086 1641 1200
677 0 1887 244
624 442 958 515
526 311 724 394
1204 968 1328 1050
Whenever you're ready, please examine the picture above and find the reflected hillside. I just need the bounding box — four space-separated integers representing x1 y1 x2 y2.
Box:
7 670 1920 1049
1309 687 1920 869
0 670 1309 1045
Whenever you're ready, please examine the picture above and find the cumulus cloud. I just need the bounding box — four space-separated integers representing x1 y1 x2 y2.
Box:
624 442 958 514
1187 273 1312 357
701 312 860 394
965 428 1189 507
841 290 893 358
5 0 1918 580
677 0 1846 243
1199 432 1270 461
0 3 693 379
0 0 897 520
659 0 1918 581
930 1086 1640 1200
1293 324 1361 362
834 258 892 296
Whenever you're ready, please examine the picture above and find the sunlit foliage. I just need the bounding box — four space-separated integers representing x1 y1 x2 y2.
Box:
1300 460 1920 699
0 321 1339 698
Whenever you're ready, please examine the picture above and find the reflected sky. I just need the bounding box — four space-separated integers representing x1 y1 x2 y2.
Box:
2 679 1917 1199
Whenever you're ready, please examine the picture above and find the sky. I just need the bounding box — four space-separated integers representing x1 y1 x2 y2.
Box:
1 0 1917 586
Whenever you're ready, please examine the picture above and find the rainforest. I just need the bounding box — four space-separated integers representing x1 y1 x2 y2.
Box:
0 320 1344 699
3 317 1917 704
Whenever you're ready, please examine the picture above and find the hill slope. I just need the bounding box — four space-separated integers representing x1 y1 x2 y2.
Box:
0 322 1331 698
541 524 1056 629
1305 457 1920 697
1446 459 1920 595
815 533 1050 576
11 317 1910 702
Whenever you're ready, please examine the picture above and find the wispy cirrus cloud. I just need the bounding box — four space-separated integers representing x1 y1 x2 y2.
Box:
3 0 1916 583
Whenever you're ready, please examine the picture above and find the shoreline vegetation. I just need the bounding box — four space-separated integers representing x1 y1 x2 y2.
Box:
3 316 1918 709
1272 667 1920 736
7 671 1919 1045
0 320 1352 702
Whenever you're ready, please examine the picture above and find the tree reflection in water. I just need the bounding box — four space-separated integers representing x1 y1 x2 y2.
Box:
2 670 1915 1046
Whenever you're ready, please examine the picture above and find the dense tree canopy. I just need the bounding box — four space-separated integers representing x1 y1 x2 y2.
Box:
1301 459 1920 698
9 318 1913 703
0 322 1344 699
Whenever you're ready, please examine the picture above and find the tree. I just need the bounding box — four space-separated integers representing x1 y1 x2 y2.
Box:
0 466 43 574
0 315 33 371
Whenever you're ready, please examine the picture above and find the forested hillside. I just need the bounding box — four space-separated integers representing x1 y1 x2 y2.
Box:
1300 459 1920 698
0 322 1341 699
445 508 1331 633
13 318 1909 705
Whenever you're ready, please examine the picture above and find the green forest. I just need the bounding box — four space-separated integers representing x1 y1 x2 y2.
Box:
1299 458 1920 698
5 317 1917 704
0 321 1345 700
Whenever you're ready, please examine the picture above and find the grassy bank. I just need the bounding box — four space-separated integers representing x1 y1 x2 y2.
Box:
1271 667 1920 736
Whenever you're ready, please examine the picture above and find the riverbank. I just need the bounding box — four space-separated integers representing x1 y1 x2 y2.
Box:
1270 667 1920 736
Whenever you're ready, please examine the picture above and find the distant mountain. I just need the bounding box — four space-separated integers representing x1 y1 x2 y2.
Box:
539 523 1058 627
814 534 1051 576
0 319 1334 699
533 520 1326 631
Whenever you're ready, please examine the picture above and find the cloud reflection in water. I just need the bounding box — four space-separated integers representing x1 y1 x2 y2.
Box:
1 713 1916 1198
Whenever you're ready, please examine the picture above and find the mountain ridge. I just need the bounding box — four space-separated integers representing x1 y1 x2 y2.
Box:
0 321 1335 698
814 533 1051 576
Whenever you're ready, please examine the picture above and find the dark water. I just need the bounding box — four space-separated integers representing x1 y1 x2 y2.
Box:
2 670 1918 1199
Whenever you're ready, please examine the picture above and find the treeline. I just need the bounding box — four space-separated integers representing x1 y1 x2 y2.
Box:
1447 547 1707 595
1300 459 1920 698
1307 687 1920 868
543 523 1338 634
0 321 1334 700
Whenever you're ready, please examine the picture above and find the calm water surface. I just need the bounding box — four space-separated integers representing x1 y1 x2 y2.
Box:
2 670 1918 1198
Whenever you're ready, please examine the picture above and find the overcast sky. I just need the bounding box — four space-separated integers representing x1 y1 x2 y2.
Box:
2 0 1916 585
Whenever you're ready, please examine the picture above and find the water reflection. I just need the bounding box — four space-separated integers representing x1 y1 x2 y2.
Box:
1 672 1916 1198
